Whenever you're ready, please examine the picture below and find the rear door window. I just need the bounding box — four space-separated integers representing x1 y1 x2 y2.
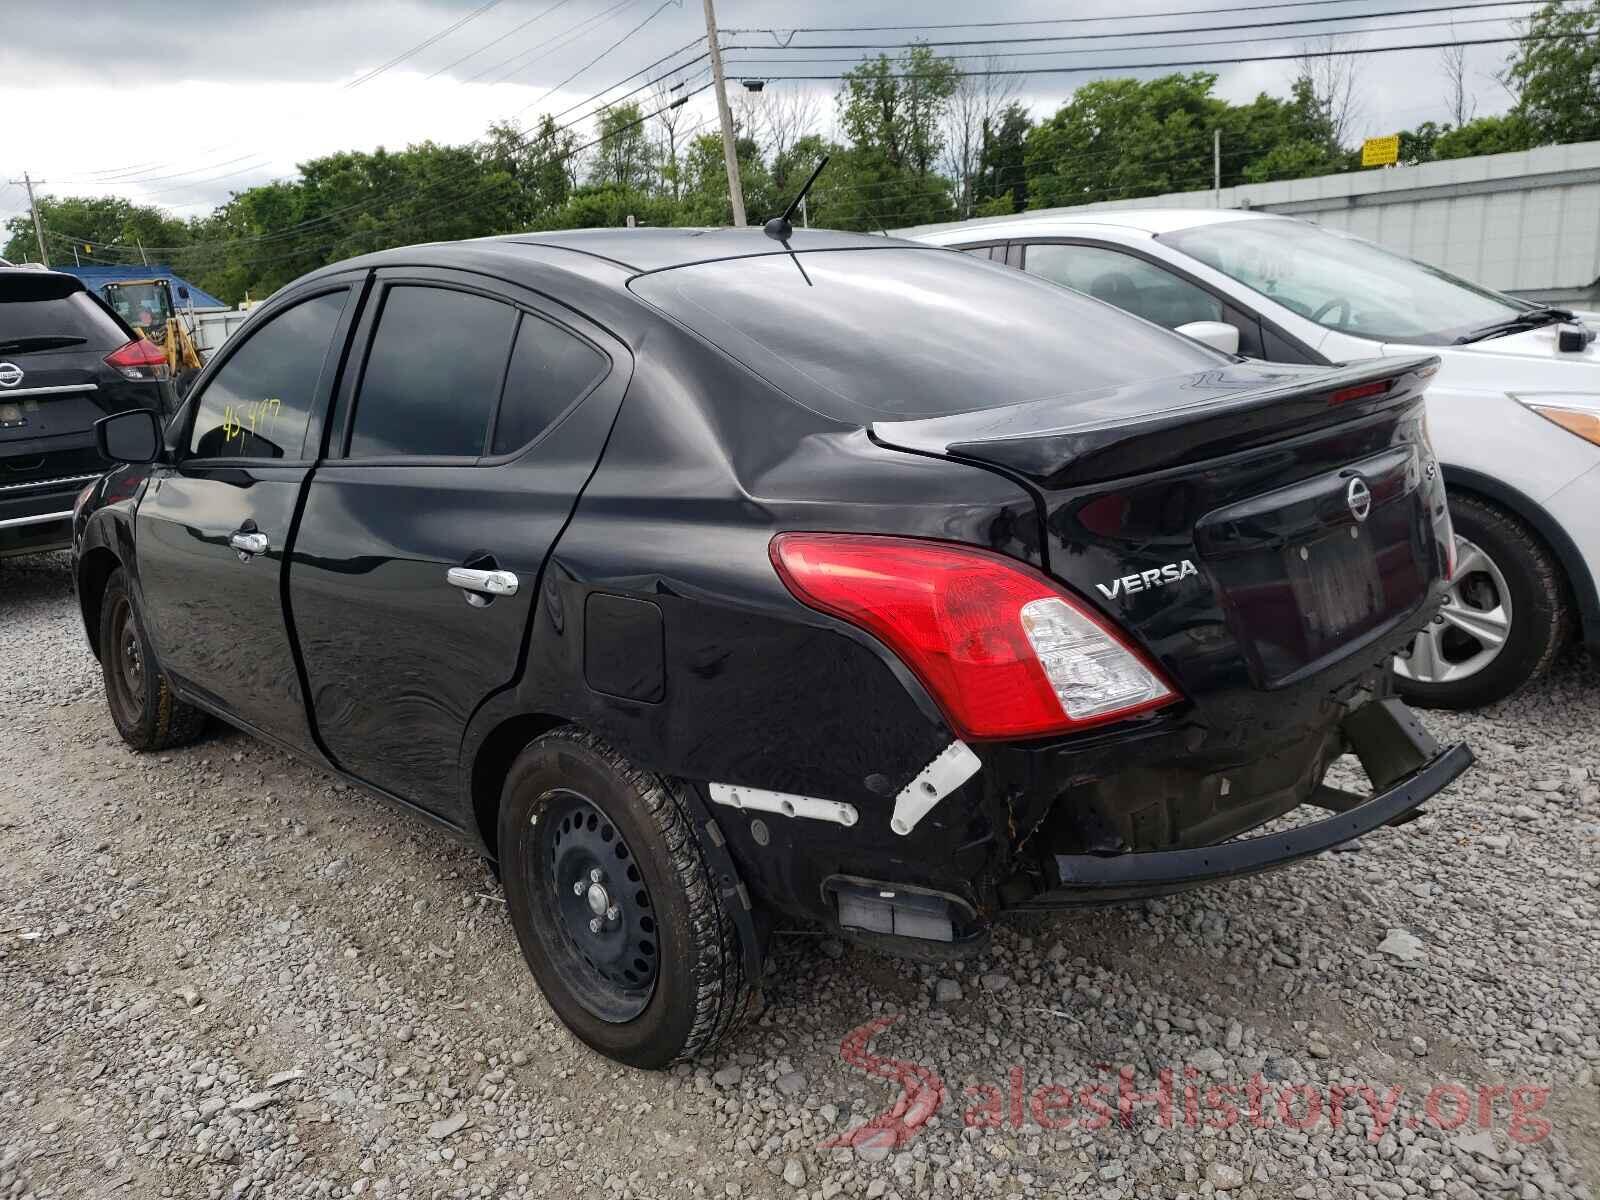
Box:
189 290 347 459
1023 242 1224 328
491 314 608 455
346 285 517 459
632 247 1219 421
0 275 129 352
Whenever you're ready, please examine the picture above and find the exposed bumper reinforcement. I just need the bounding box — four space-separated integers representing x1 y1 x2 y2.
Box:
1026 740 1472 903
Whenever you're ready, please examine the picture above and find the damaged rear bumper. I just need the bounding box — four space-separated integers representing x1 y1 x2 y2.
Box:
1019 738 1471 907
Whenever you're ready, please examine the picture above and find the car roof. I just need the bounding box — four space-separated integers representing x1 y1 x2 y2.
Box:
911 207 1286 244
0 265 91 293
0 265 85 283
324 226 915 279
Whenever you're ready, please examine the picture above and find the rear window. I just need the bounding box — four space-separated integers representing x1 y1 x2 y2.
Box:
630 247 1220 421
0 275 128 349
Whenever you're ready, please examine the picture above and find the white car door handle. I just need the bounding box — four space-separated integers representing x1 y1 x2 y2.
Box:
446 567 518 597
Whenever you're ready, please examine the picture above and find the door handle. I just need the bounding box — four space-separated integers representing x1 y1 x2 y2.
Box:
446 567 518 597
230 530 269 558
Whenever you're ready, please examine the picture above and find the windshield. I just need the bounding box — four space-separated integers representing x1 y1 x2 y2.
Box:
1164 218 1529 345
631 247 1222 421
105 282 174 329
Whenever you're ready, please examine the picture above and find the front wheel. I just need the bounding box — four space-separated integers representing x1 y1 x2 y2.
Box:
1393 493 1570 710
497 728 756 1068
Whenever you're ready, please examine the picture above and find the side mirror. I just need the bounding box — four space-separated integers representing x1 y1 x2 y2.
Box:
1175 320 1241 356
177 286 190 300
95 409 164 464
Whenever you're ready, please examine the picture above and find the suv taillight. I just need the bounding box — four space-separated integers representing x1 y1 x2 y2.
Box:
105 338 170 382
770 533 1178 740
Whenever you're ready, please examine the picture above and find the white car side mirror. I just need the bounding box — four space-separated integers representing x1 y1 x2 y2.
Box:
1175 320 1241 356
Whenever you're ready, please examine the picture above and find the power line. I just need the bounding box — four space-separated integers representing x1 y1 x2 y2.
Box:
86 82 722 273
736 30 1596 82
45 50 714 260
49 0 676 234
425 0 584 79
723 0 1554 33
517 0 677 115
346 0 507 88
725 11 1533 68
473 0 641 83
726 0 1563 52
34 6 707 253
52 153 272 189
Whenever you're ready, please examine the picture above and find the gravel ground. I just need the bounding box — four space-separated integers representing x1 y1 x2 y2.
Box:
1 550 1597 1200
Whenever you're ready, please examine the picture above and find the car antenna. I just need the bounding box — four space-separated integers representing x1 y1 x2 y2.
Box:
763 155 829 242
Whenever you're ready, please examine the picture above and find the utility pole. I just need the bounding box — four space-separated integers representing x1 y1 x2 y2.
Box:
8 173 50 266
1212 130 1221 207
701 0 746 227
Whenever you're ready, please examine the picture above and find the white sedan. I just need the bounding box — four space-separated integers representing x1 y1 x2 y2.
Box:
915 209 1600 709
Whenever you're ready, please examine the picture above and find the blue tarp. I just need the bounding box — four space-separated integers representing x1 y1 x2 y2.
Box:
53 264 227 311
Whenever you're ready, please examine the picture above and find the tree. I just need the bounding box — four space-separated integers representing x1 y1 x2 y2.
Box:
3 195 190 266
760 87 824 198
1232 78 1348 183
973 101 1033 215
770 133 835 223
1433 112 1539 158
942 61 1020 218
1440 42 1476 127
587 102 653 192
838 45 959 176
483 115 578 226
675 131 775 226
1026 74 1224 208
1505 0 1600 143
1293 36 1365 152
649 80 691 201
1398 120 1449 164
547 184 676 230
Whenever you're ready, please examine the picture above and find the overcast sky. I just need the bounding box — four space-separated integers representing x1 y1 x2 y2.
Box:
0 0 1528 241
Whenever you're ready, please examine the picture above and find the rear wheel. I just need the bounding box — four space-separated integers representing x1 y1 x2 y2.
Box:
1393 493 1569 710
498 727 755 1068
98 568 208 750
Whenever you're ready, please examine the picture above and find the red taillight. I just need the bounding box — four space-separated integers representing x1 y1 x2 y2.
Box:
1328 380 1390 406
105 338 170 381
770 533 1178 741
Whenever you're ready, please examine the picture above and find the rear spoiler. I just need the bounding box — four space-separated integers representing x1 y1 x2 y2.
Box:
872 355 1440 488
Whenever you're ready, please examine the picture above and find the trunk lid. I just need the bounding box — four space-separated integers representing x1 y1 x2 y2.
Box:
873 356 1452 705
0 346 119 444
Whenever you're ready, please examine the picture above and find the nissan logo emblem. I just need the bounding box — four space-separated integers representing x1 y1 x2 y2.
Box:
1346 476 1372 522
0 362 22 388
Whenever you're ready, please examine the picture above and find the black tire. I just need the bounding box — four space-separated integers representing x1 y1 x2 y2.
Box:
498 727 755 1068
1394 493 1570 710
98 568 208 751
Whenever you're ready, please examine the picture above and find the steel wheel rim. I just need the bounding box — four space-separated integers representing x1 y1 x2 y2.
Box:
532 789 658 1023
1394 535 1513 685
107 597 147 724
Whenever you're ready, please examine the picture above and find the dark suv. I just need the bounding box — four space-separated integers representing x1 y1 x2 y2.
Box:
74 229 1469 1068
1 268 173 557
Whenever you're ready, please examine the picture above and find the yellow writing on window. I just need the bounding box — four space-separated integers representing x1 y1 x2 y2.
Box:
221 398 283 450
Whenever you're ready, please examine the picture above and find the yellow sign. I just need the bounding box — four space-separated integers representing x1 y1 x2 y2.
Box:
1362 134 1400 167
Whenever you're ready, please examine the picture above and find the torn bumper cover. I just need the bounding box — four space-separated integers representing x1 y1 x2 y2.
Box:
1022 739 1472 907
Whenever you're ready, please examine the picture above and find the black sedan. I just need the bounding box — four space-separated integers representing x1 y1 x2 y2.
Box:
73 228 1470 1067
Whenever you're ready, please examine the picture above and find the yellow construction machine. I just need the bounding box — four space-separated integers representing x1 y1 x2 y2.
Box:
99 278 204 376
